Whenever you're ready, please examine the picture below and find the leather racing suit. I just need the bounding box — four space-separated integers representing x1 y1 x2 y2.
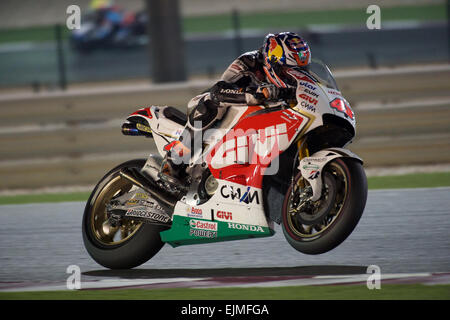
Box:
186 49 296 131
168 50 296 168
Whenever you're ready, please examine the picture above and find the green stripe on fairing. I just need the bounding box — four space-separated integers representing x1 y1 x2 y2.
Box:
160 215 274 248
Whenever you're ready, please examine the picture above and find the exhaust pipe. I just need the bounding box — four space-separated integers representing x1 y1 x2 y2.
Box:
119 167 177 210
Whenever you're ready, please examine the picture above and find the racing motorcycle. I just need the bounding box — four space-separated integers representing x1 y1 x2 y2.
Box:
82 60 368 269
70 10 147 53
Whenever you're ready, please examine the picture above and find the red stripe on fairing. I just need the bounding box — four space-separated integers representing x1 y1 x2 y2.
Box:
130 107 153 119
239 105 263 120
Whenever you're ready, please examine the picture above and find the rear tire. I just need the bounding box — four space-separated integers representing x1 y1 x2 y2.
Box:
82 159 167 269
282 158 367 254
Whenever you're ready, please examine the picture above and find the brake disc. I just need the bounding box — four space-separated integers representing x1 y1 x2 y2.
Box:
295 172 337 226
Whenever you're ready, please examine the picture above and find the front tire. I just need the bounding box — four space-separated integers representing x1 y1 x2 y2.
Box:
82 159 167 269
282 158 367 254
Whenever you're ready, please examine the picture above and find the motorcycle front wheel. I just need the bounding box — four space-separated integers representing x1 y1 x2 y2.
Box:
281 157 367 254
82 159 168 269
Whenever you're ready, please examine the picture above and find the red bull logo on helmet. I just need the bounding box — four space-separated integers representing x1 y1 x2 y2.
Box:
267 37 283 63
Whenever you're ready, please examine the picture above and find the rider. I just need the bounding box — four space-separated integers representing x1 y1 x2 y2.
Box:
165 32 312 179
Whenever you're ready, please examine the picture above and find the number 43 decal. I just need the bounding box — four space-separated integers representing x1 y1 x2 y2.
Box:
330 98 354 120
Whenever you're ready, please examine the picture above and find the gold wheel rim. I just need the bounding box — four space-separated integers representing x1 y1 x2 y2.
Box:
287 162 348 239
90 176 143 246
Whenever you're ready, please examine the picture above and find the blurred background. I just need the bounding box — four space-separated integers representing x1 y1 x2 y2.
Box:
0 0 449 191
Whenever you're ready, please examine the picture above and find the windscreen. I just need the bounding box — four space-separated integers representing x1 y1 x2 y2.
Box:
303 59 339 90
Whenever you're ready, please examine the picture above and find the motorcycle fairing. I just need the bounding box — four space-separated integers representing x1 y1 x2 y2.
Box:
287 67 356 128
206 107 311 188
160 179 276 247
160 216 273 248
124 104 276 247
127 106 186 156
161 108 311 247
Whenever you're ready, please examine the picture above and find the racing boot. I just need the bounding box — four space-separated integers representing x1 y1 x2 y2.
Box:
160 139 191 187
160 96 220 185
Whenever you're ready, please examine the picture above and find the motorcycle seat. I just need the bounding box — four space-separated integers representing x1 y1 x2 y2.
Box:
163 106 187 126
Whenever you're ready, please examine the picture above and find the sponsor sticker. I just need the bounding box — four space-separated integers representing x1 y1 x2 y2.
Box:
216 210 233 220
189 219 218 238
304 88 319 98
189 219 218 231
210 123 290 170
307 157 327 162
134 193 149 199
136 123 152 133
125 209 170 223
220 88 243 95
300 100 316 113
327 89 341 96
298 93 318 106
126 199 163 211
298 81 317 90
189 229 217 238
302 164 319 170
308 170 320 180
187 207 203 218
220 185 260 205
227 222 265 233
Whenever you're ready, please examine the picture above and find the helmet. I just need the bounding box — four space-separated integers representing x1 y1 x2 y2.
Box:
262 32 311 87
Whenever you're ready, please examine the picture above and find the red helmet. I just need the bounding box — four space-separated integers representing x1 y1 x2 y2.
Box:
262 32 311 87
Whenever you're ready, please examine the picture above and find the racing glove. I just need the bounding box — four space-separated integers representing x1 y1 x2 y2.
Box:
210 81 295 105
244 84 280 105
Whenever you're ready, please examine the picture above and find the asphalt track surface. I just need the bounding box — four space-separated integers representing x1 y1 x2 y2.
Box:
0 187 449 285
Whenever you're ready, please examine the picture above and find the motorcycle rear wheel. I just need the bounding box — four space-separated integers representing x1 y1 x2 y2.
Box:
82 159 168 269
281 157 367 254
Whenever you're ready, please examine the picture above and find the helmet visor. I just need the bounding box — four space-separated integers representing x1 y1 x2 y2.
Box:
288 37 310 66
